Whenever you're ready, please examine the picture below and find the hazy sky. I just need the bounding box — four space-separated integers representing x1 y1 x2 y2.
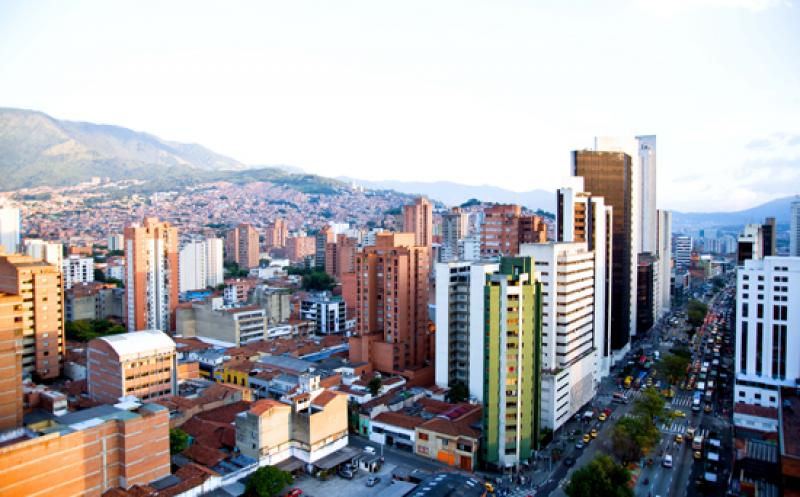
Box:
1 0 798 212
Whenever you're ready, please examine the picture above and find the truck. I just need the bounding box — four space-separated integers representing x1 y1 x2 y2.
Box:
634 371 647 389
696 381 706 393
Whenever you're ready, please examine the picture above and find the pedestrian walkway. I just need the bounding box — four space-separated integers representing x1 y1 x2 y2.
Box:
659 420 688 434
671 393 693 407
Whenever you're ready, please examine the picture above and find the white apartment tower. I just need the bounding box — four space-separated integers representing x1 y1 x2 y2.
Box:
22 239 63 267
0 204 20 254
434 261 499 401
62 254 94 290
672 235 692 270
205 237 224 288
440 208 468 262
656 210 672 314
179 240 208 293
520 242 599 431
734 257 800 409
556 179 613 375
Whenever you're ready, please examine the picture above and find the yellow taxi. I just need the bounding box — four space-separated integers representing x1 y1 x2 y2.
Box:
583 434 591 444
598 413 607 422
590 428 598 439
673 409 686 418
675 434 684 444
694 451 702 460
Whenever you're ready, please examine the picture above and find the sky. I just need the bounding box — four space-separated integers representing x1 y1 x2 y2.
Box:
1 0 798 212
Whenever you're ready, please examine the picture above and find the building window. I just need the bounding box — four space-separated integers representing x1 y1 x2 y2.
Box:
742 303 748 318
755 322 763 376
740 321 748 374
419 432 429 441
757 304 763 319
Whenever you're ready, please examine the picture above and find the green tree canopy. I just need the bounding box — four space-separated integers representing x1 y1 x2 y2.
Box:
633 387 667 424
611 415 660 464
245 466 294 497
170 428 189 454
565 454 633 497
446 382 469 403
65 319 127 342
302 271 335 292
656 353 690 385
367 377 383 396
687 299 708 327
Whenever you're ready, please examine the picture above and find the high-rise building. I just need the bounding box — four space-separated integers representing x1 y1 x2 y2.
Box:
62 254 94 290
481 257 542 469
87 329 177 404
205 237 224 288
672 235 692 270
403 196 433 248
325 234 357 278
0 253 64 380
656 210 672 314
286 235 316 263
734 257 799 409
124 217 179 332
572 150 637 353
225 223 260 269
108 233 125 252
0 292 23 431
0 205 20 254
179 239 208 292
762 217 777 258
441 207 468 262
349 233 430 375
636 253 657 334
481 205 546 259
22 239 63 267
434 261 499 400
520 243 599 432
791 199 800 257
556 180 613 376
315 226 335 270
300 294 347 334
458 235 481 262
737 224 764 266
266 218 289 248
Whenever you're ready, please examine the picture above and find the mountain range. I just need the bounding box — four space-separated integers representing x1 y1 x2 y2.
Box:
0 107 795 226
339 177 555 212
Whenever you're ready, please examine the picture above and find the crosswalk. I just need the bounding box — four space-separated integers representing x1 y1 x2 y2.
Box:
671 393 693 407
619 388 642 401
659 421 688 434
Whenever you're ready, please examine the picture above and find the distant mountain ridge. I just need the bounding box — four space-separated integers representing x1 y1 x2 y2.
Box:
672 195 799 229
0 107 248 190
339 177 556 212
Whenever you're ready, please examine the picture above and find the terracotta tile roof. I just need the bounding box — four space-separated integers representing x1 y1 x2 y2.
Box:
373 411 420 431
320 374 342 388
173 337 213 352
196 400 251 424
312 389 344 407
250 399 289 416
183 443 227 467
417 397 455 415
418 416 481 440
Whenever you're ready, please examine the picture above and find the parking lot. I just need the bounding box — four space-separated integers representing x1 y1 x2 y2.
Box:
288 461 416 497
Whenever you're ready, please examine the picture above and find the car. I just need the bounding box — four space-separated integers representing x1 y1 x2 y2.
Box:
686 427 696 438
598 413 607 422
583 434 591 443
694 451 702 460
575 440 585 449
590 428 598 438
663 454 673 468
673 409 686 418
704 404 712 413
484 483 494 493
366 476 381 487
364 446 376 454
675 434 684 444
603 407 613 416
286 489 303 497
338 468 355 479
564 457 576 467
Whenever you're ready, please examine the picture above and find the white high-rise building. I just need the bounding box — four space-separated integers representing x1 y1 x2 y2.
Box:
179 240 207 293
62 254 94 290
440 208 468 262
0 204 20 254
108 234 125 252
556 179 613 375
790 198 800 257
434 261 499 401
520 242 599 432
672 235 692 270
457 234 481 262
734 257 800 412
205 237 224 288
23 239 63 267
656 210 672 315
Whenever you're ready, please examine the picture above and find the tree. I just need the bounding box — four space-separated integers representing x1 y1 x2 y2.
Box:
687 299 708 327
656 353 691 384
446 382 469 403
367 377 382 396
633 387 666 424
301 271 335 292
565 454 633 497
245 466 294 497
611 416 659 464
170 428 189 454
93 268 107 282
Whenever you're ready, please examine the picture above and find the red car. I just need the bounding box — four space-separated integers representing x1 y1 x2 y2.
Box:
603 407 612 417
286 489 303 497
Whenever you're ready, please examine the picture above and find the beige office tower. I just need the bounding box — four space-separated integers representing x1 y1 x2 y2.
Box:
403 196 433 248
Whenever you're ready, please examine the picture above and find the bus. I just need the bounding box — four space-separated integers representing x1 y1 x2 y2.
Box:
692 392 702 412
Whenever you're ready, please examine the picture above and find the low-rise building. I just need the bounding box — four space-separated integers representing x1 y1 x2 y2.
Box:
176 298 268 346
415 404 482 471
87 329 177 403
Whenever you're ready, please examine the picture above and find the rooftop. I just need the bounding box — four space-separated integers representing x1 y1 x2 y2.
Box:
405 473 485 497
94 329 175 358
